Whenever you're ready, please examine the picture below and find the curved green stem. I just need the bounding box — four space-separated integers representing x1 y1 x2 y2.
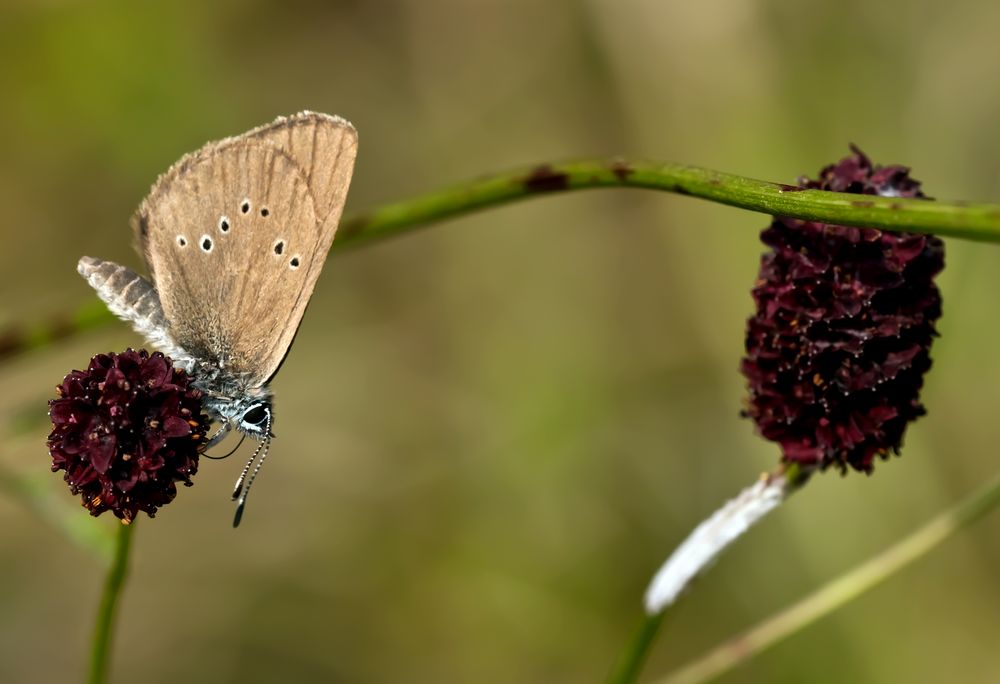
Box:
655 471 1000 684
334 159 1000 248
5 158 1000 361
88 521 135 684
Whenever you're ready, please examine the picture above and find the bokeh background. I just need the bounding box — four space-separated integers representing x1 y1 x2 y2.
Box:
2 1 999 682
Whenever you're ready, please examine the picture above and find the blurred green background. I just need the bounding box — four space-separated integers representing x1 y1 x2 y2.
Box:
1 1 999 682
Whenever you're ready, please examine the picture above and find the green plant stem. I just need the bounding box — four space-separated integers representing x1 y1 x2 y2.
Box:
88 521 135 684
5 158 1000 361
0 299 114 362
607 611 667 684
335 159 1000 247
655 471 1000 684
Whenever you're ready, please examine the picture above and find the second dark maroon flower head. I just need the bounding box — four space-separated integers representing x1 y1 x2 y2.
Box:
742 146 944 473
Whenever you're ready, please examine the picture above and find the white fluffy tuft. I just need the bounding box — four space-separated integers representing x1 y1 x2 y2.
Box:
644 474 788 614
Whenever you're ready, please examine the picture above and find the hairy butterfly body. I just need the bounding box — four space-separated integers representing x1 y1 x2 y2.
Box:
78 112 358 526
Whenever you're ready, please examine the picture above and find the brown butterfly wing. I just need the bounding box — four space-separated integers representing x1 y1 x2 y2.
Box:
132 112 358 387
242 112 357 231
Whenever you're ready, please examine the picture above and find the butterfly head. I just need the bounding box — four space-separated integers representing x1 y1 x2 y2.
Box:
236 400 273 440
201 387 274 441
207 395 275 528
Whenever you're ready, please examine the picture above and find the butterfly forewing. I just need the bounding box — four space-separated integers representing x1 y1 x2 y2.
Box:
133 112 358 387
244 113 357 232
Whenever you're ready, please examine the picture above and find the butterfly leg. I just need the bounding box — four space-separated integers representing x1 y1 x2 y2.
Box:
202 421 232 451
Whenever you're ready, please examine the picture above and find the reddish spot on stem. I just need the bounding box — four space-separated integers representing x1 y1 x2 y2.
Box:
0 329 24 359
524 165 569 192
336 216 369 238
50 317 75 345
610 160 633 182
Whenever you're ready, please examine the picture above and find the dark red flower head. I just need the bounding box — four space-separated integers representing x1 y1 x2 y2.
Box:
741 146 944 473
47 349 210 522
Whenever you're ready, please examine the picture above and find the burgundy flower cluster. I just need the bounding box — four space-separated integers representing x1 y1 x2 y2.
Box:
742 146 944 472
48 349 210 522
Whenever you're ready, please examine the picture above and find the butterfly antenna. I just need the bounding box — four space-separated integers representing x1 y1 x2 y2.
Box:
231 437 265 500
232 414 273 528
203 432 246 460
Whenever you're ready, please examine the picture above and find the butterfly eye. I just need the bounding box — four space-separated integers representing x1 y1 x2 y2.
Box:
242 404 268 426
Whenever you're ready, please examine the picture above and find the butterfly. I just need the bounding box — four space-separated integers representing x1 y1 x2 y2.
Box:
77 111 358 525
